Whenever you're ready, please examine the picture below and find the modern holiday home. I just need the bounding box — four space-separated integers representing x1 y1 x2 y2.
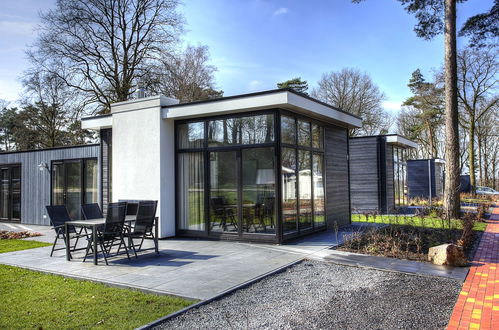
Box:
81 89 361 243
349 134 417 214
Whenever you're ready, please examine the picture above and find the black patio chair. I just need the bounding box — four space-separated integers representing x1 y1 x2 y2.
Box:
46 205 88 258
83 202 129 265
81 203 103 220
210 197 237 231
123 200 158 258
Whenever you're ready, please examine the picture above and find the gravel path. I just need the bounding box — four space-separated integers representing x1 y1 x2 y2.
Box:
155 260 461 330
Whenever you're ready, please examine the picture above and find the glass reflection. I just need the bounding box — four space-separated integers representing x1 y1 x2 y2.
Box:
242 148 275 234
281 115 296 144
282 147 297 233
210 151 238 233
313 153 325 227
178 152 205 231
208 114 274 146
298 150 312 230
178 122 204 149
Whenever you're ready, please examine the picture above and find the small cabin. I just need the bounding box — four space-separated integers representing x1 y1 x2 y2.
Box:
349 135 417 213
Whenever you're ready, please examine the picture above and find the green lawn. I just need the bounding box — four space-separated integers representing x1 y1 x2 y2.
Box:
351 214 487 231
0 239 194 329
0 239 51 253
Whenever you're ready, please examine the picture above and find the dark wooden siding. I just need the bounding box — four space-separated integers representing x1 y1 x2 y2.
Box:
349 137 380 212
385 145 395 212
100 129 112 214
0 145 100 225
325 126 350 227
408 159 436 199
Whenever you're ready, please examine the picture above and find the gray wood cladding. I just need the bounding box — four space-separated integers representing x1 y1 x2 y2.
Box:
407 159 443 199
0 145 100 225
325 126 350 227
349 137 380 212
100 129 112 214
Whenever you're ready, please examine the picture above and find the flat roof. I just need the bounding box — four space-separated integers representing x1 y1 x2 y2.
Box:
0 144 99 156
162 89 362 128
350 134 418 149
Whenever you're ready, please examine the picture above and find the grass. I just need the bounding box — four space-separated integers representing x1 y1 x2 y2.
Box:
0 239 51 253
351 214 487 232
0 265 194 329
0 239 194 329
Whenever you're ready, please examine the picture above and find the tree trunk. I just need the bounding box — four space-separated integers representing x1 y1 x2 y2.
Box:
468 120 476 193
443 0 461 220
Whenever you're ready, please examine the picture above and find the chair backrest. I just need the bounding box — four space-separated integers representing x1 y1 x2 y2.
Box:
81 203 103 220
210 197 225 210
119 199 138 215
133 200 158 235
103 202 127 239
46 205 74 234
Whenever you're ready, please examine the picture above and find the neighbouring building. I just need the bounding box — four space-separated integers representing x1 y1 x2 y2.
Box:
81 89 362 243
349 134 417 214
407 159 445 200
0 145 100 224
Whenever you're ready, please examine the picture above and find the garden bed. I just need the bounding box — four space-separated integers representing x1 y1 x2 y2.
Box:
337 224 481 263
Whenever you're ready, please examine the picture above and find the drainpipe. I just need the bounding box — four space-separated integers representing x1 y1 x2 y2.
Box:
428 159 432 207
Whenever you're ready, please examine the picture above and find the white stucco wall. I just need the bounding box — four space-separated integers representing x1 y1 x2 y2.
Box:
111 96 178 238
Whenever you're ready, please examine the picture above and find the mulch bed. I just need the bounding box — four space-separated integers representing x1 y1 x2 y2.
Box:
337 225 481 262
0 231 42 240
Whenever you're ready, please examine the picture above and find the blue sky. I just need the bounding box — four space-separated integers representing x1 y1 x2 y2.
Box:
0 0 494 114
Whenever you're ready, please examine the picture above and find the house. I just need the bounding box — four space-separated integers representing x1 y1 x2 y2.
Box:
349 134 417 214
81 89 361 243
407 159 445 200
0 145 100 224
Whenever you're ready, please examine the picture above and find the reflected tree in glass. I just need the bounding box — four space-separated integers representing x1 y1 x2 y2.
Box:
298 150 312 230
282 147 297 233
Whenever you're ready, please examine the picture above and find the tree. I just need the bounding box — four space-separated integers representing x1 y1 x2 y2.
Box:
401 69 444 158
353 0 498 219
0 105 19 151
459 0 499 48
277 77 309 95
457 47 498 191
311 68 390 136
145 45 223 103
29 0 184 113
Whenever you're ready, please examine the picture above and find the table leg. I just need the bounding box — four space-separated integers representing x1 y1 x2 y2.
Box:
155 217 159 254
93 226 98 265
65 222 70 261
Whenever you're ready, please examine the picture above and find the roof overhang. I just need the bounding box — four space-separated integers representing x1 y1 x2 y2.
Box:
161 90 362 128
81 115 112 130
386 135 418 149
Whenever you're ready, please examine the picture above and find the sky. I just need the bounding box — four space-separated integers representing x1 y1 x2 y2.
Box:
0 0 494 115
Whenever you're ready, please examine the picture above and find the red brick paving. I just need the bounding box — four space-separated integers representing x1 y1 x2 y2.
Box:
447 204 499 330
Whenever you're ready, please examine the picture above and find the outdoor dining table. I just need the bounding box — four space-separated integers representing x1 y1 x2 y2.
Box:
64 215 158 265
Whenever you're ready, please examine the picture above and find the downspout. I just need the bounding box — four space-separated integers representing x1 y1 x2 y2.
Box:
428 159 432 207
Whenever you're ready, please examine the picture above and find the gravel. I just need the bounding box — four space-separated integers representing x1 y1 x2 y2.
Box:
155 260 461 330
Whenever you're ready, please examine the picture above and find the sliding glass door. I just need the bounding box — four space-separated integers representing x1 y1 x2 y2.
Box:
0 165 21 222
52 158 98 219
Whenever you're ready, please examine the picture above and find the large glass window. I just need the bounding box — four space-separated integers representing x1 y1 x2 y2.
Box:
178 152 205 231
313 153 325 227
281 115 296 144
51 158 97 220
281 114 325 236
208 114 274 146
210 151 238 233
282 147 297 234
297 120 311 147
0 165 21 222
242 148 275 234
178 122 204 149
393 147 407 207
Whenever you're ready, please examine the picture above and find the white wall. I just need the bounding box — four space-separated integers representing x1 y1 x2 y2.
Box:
111 96 178 238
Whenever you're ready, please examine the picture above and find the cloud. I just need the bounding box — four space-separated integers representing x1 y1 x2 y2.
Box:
0 20 37 37
382 100 403 114
248 80 264 91
272 7 289 17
